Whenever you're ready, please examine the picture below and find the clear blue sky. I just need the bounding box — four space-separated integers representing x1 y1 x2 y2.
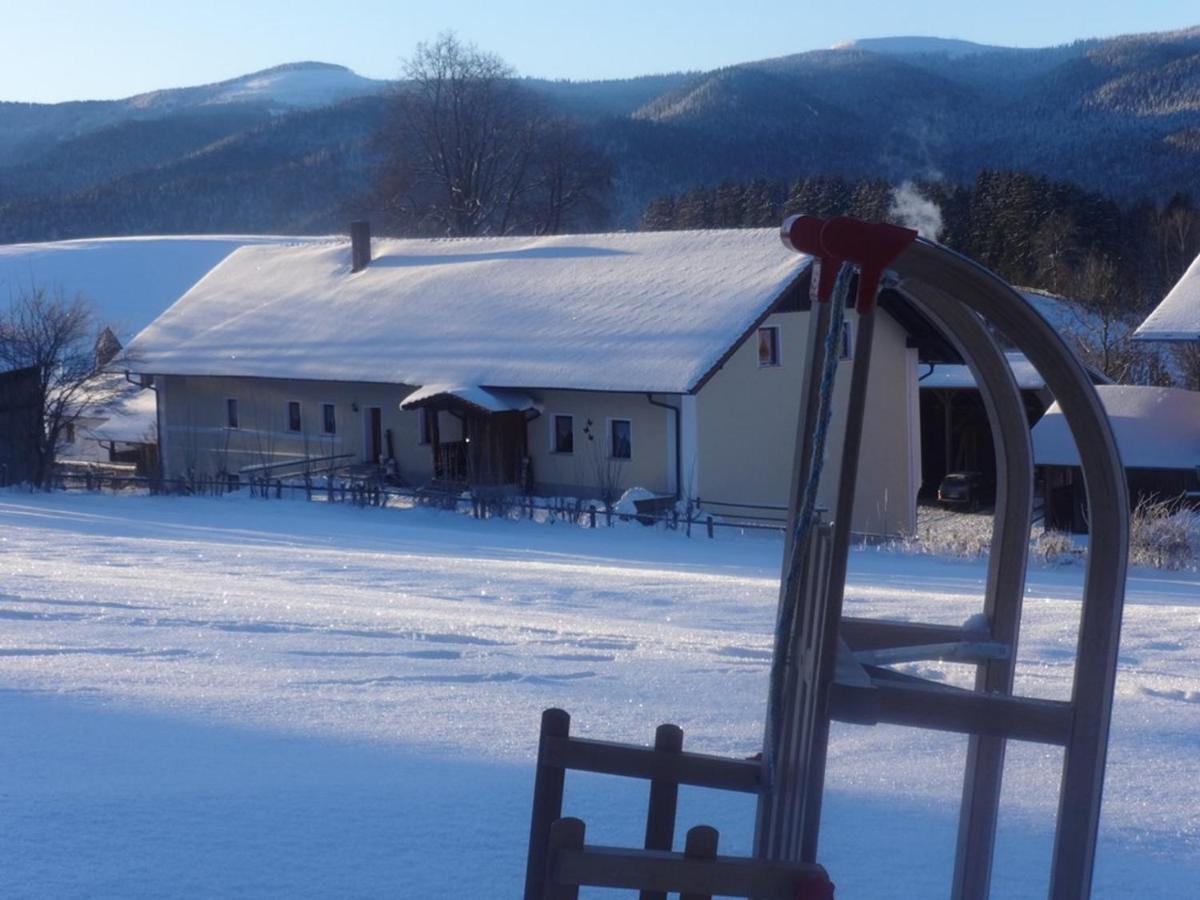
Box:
4 0 1197 103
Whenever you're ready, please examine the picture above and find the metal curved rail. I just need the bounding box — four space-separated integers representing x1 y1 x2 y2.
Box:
896 275 1035 898
895 240 1129 900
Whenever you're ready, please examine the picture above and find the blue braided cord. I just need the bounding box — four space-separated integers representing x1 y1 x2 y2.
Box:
764 263 852 788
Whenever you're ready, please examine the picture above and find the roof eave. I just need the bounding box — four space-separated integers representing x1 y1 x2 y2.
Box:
1133 329 1200 342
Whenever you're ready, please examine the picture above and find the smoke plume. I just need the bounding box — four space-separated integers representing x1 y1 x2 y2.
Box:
889 180 944 240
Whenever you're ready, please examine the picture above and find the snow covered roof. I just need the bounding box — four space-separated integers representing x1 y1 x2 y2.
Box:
919 351 1046 390
1135 253 1200 341
0 235 331 343
84 384 158 445
1032 384 1200 470
127 230 812 394
400 385 537 414
1019 287 1100 344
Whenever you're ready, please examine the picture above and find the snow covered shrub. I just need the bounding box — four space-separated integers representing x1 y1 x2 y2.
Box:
1031 528 1078 566
897 509 994 559
1128 496 1196 570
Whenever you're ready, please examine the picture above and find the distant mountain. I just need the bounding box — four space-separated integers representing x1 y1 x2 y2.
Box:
142 61 388 111
830 36 1021 57
2 25 1200 243
0 62 388 168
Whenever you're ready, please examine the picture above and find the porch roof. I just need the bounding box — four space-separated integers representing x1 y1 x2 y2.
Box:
400 384 538 415
125 229 812 394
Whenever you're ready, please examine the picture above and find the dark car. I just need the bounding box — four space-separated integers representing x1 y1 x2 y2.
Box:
937 471 994 511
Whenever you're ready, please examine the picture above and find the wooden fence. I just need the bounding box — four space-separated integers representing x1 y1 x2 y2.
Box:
46 470 787 538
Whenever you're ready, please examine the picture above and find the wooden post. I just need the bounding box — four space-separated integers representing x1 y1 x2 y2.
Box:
640 723 684 900
588 506 596 529
525 708 571 900
706 515 714 539
680 825 720 900
545 817 585 900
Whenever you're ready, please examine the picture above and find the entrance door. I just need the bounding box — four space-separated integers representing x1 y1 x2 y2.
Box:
364 407 382 463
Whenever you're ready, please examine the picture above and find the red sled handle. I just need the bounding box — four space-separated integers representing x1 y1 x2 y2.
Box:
781 214 917 313
781 214 842 303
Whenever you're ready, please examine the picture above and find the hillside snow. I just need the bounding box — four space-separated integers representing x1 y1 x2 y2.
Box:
0 235 332 342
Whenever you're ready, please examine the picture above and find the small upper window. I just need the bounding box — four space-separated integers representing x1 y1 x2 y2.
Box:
322 403 336 435
226 398 239 429
63 422 76 444
287 401 302 432
553 414 574 454
757 326 780 367
610 419 632 460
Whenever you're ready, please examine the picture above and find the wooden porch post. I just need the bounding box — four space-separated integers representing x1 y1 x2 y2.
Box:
429 407 442 479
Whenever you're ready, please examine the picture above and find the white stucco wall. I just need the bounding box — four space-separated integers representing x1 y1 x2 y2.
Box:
158 376 431 482
693 308 919 536
525 389 674 498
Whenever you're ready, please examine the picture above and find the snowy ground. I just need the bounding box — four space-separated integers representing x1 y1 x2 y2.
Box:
1 492 1198 898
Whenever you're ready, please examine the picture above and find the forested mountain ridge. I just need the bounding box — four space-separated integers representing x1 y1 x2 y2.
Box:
2 27 1199 243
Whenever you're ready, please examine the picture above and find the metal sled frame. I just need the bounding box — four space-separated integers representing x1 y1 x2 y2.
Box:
756 225 1130 900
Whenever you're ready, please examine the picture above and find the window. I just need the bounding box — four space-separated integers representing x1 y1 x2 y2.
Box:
322 403 336 435
226 398 239 429
63 422 76 444
287 401 302 432
417 408 431 445
609 418 632 460
757 326 780 367
840 322 854 360
552 414 574 454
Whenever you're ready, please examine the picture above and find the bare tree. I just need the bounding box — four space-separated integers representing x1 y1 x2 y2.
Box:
1031 211 1080 294
375 33 610 236
1064 252 1146 384
1173 342 1200 391
580 417 624 523
0 286 115 488
524 115 612 235
1158 197 1200 286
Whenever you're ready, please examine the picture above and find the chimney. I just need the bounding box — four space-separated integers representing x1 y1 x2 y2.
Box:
350 220 371 272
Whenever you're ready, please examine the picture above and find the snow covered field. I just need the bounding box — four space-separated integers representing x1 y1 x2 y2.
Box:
1 492 1197 898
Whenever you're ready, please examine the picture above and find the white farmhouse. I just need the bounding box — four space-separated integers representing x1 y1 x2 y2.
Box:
126 227 934 536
